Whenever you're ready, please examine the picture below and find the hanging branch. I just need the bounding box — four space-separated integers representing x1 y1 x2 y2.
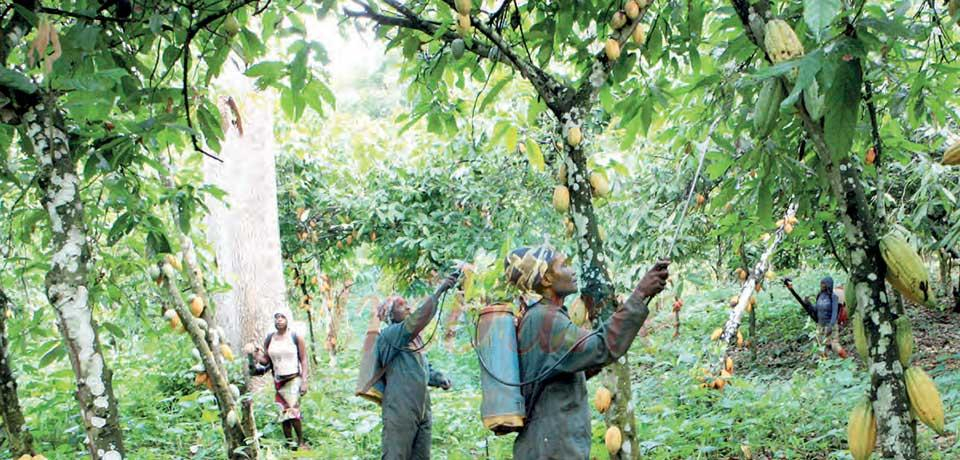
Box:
180 0 262 163
822 221 849 273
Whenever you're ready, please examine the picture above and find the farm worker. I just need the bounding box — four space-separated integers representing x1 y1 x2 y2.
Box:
783 276 846 357
249 312 310 449
372 271 459 459
504 245 670 459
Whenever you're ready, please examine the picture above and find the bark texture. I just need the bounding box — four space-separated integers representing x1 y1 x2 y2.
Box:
0 289 33 457
203 71 288 348
27 97 125 459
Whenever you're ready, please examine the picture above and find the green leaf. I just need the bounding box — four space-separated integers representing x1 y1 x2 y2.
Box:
39 342 65 368
107 213 137 246
101 321 126 339
823 59 861 158
479 78 510 112
502 125 519 153
804 0 841 40
524 139 544 171
146 231 172 257
0 68 37 94
781 53 823 109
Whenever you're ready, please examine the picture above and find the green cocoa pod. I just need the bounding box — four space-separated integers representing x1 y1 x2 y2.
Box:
754 79 784 137
853 312 869 364
452 39 465 59
895 316 913 367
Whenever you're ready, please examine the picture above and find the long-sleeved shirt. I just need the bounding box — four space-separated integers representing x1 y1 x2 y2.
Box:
513 289 651 459
373 295 448 423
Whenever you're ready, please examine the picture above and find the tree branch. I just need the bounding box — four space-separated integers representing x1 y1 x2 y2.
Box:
180 0 263 163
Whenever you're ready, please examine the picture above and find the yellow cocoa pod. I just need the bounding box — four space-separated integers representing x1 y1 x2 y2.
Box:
737 331 744 347
565 219 575 237
598 226 607 242
604 39 621 61
221 344 235 361
632 24 646 44
454 0 472 15
736 268 747 281
605 426 622 454
725 357 734 374
552 186 570 213
895 316 913 367
710 328 723 341
625 0 641 19
165 254 183 271
569 297 588 327
610 11 627 30
18 455 32 460
457 14 472 36
164 309 183 332
32 455 48 460
763 19 804 63
594 386 613 413
566 126 582 147
942 140 960 165
712 378 726 390
189 295 205 318
880 230 934 306
847 400 877 460
589 172 611 197
904 366 945 434
765 270 775 281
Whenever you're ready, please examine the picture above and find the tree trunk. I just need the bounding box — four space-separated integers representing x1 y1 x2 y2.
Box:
204 67 288 348
161 166 259 458
159 267 254 459
0 289 33 457
561 116 639 460
26 96 125 459
325 281 353 355
292 265 320 366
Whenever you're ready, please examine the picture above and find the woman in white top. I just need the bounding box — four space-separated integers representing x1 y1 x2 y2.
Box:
251 312 309 450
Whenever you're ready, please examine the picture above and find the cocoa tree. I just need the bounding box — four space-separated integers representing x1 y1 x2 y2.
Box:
725 1 918 456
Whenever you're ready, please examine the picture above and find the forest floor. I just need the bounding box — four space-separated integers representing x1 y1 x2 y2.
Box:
6 271 958 459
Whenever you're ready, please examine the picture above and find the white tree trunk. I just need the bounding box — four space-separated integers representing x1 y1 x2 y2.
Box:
203 62 289 348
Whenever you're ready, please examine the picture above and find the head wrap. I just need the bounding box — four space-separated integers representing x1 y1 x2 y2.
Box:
376 296 407 324
504 245 560 294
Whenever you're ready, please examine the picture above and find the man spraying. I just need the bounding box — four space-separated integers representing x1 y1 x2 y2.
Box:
370 271 459 460
503 245 669 459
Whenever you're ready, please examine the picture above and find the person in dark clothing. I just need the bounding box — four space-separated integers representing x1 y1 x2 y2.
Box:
503 245 670 459
372 272 458 460
783 276 845 357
